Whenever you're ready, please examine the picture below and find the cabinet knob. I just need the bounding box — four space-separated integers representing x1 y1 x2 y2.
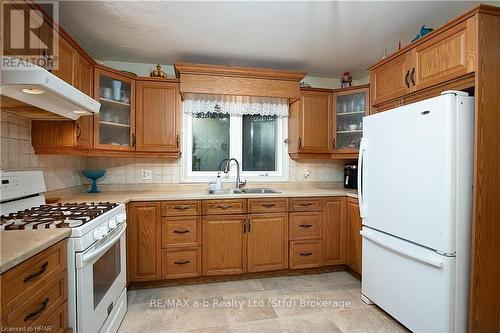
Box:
405 70 410 88
299 252 313 256
410 68 416 86
174 260 190 265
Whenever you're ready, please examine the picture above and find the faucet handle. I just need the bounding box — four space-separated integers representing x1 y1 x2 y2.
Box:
240 179 247 187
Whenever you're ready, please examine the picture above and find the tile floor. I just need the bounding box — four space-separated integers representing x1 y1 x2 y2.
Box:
119 271 409 333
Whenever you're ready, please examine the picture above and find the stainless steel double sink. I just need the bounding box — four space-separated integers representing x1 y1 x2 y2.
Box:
208 188 280 195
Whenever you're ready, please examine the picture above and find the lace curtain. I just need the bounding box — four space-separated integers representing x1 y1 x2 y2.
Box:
183 94 289 118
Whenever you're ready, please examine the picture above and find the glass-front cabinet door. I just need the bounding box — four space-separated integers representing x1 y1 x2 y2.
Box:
333 85 369 153
94 66 135 150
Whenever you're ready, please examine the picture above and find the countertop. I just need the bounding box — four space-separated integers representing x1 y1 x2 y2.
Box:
55 186 358 204
0 184 356 274
0 229 71 274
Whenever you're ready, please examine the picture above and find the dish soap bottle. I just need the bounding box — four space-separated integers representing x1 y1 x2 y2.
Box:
216 172 222 191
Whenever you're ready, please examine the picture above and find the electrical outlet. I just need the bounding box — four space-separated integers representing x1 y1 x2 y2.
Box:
141 169 152 180
303 169 311 178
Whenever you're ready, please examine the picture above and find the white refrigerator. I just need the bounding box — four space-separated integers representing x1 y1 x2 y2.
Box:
358 91 474 333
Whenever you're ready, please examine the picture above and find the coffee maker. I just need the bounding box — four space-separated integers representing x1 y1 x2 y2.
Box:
344 164 358 189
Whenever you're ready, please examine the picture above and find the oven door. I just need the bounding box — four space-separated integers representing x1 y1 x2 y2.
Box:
75 223 127 333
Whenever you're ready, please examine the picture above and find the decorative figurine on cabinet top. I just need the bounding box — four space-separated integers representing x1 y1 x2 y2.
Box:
411 25 434 42
341 71 353 88
150 64 167 78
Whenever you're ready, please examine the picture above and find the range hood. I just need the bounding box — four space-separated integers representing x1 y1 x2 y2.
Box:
0 57 100 120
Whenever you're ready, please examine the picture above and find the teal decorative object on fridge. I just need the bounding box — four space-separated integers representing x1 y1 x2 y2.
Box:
82 170 105 193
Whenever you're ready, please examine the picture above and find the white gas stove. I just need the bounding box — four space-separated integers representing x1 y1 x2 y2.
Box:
0 171 127 333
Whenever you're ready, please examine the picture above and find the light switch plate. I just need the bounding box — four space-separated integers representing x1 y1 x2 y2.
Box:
141 169 152 180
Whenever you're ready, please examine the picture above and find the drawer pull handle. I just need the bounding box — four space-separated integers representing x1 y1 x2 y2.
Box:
174 260 190 265
299 224 313 228
217 205 232 209
23 261 48 283
173 229 189 234
299 203 313 207
299 252 313 256
174 206 189 210
262 203 276 208
24 298 49 322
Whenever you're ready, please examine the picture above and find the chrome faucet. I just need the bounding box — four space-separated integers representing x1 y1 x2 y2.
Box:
223 158 246 189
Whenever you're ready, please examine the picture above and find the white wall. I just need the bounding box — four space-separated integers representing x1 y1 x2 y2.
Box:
97 60 369 89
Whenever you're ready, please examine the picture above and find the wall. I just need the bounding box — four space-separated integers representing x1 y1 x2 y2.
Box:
0 112 86 191
85 156 345 185
97 60 369 89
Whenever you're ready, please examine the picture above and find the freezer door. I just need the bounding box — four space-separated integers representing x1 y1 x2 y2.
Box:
360 93 473 253
361 227 465 333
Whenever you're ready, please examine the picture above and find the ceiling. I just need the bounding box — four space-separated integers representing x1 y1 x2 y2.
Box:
57 1 487 78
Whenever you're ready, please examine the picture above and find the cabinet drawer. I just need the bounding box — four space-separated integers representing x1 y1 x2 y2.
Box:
161 201 201 217
1 241 66 319
2 271 67 329
162 248 201 279
248 198 288 213
289 212 322 240
161 216 200 248
204 199 247 215
42 300 68 333
290 198 323 211
290 240 322 269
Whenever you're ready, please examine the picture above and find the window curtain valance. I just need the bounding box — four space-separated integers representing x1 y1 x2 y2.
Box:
183 94 289 118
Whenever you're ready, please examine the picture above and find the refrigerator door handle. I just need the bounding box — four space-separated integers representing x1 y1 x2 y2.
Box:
358 139 367 218
360 229 445 269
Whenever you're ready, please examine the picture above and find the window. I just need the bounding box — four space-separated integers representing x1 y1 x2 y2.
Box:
183 110 288 182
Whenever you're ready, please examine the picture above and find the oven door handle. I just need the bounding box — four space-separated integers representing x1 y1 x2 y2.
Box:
82 223 126 264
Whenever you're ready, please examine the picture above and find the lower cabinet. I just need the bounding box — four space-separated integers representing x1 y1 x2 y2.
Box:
323 198 346 265
127 196 362 283
203 213 289 275
346 197 362 275
289 239 323 269
247 214 288 273
127 202 162 282
202 215 247 276
161 248 201 279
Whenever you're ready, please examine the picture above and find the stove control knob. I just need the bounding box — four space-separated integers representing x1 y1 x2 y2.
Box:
93 229 104 241
99 226 108 236
108 218 117 229
116 213 126 224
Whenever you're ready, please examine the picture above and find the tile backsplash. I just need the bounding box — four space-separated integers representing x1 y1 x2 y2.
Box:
0 112 86 191
1 111 346 190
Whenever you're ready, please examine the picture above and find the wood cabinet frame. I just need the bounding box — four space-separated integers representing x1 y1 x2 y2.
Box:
93 65 136 151
332 85 370 155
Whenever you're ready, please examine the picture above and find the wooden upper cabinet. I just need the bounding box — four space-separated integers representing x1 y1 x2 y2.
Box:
203 215 247 276
288 88 333 157
370 52 411 106
127 202 162 282
52 37 76 85
346 197 362 275
136 80 180 152
93 66 136 151
370 14 477 110
332 85 369 154
75 55 93 96
74 56 94 149
299 89 333 153
323 198 346 266
412 17 476 91
247 213 288 273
